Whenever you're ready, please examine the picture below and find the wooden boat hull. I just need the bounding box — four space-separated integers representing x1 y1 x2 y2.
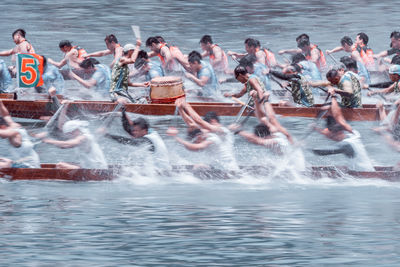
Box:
0 164 399 182
1 99 386 121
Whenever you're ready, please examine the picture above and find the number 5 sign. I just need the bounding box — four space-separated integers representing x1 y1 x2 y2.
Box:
16 53 44 88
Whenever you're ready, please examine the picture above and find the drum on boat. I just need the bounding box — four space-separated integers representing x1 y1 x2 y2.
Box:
150 76 185 104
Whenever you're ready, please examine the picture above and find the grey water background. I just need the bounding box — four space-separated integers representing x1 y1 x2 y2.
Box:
1 0 400 266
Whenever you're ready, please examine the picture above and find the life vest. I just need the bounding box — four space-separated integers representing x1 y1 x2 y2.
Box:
157 43 180 72
263 48 276 68
157 43 167 65
355 44 375 68
305 44 326 70
72 46 88 59
209 44 229 71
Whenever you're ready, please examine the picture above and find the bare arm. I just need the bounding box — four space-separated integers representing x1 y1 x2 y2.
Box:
309 47 321 65
256 50 266 65
326 46 343 54
48 57 68 69
69 71 96 88
278 48 302 55
330 96 353 133
351 50 363 63
185 72 209 87
175 136 213 151
368 83 395 96
0 48 15 57
43 135 86 148
86 49 112 58
180 101 222 133
374 50 388 59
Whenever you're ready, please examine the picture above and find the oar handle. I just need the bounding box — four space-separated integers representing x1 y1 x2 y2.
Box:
231 97 255 110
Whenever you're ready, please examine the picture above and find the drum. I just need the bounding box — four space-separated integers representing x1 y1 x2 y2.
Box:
150 76 185 104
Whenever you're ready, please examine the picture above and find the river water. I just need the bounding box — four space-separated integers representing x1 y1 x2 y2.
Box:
1 0 400 266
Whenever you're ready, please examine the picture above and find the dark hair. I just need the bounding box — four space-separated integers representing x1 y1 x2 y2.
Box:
187 128 202 140
204 111 219 123
188 50 202 64
200 35 213 44
254 123 270 137
291 53 306 63
154 36 165 43
391 55 400 65
357 32 369 45
341 36 353 47
0 116 8 127
326 115 344 133
234 64 248 78
79 58 100 69
59 40 72 48
145 37 160 47
390 31 400 39
105 34 118 44
340 56 358 71
134 50 149 69
255 39 261 48
41 55 47 69
289 63 302 73
296 33 309 42
297 37 310 48
239 54 257 69
245 38 258 48
132 117 149 131
12 28 26 38
326 69 339 80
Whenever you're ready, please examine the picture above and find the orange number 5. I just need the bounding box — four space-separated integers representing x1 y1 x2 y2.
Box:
20 58 38 85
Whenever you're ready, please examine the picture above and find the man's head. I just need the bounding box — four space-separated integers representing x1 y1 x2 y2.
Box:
134 50 150 72
131 117 149 138
234 64 248 83
340 36 353 52
105 34 118 49
390 31 400 49
254 123 271 138
389 64 400 82
123 43 135 56
12 29 26 44
187 128 205 143
199 35 213 51
340 56 358 72
356 32 369 45
391 55 400 65
188 50 202 72
244 38 257 54
297 37 310 50
154 36 165 43
283 63 301 75
79 58 100 73
59 40 73 53
203 111 220 124
145 37 161 52
239 54 256 73
326 68 344 85
291 53 306 64
296 33 309 43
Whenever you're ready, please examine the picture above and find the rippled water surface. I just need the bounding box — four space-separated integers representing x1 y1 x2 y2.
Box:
1 1 400 266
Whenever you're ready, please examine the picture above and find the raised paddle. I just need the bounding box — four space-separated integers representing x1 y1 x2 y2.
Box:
131 25 141 40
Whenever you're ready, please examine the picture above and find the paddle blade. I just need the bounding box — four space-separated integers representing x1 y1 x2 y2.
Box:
131 25 141 40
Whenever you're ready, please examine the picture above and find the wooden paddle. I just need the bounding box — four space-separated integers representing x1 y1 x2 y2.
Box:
131 25 141 40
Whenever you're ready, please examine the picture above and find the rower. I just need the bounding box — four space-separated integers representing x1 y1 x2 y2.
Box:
85 34 124 68
233 91 305 172
154 36 191 72
367 64 400 97
102 100 170 170
279 33 326 71
199 35 230 75
326 36 371 85
354 32 376 70
326 65 362 108
132 50 164 82
224 64 266 104
340 56 370 88
227 38 267 66
270 64 315 107
0 100 40 169
69 58 111 98
0 59 12 93
35 56 65 95
185 51 219 97
48 40 87 78
256 40 277 69
41 119 107 169
238 54 271 90
0 29 35 77
109 42 149 102
312 94 374 171
374 31 400 63
145 37 187 74
291 53 322 96
167 98 239 172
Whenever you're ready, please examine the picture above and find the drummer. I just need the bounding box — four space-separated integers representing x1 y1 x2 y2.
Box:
185 51 219 97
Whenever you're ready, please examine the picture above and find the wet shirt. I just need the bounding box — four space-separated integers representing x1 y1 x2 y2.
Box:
197 60 218 96
356 61 371 85
338 71 362 108
246 74 266 106
0 59 12 93
253 62 271 90
42 64 65 94
145 61 164 82
298 60 322 81
92 64 111 96
9 128 40 168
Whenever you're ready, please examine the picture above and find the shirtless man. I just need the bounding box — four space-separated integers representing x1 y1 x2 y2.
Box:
0 29 35 77
48 40 87 78
227 38 267 66
199 35 230 74
85 34 124 68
